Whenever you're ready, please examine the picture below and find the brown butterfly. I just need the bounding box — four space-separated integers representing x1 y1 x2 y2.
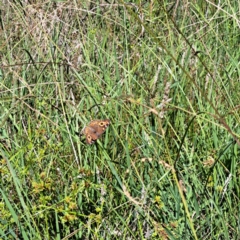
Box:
82 119 110 144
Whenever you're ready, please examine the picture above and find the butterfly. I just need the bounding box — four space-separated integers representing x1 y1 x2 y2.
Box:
82 119 110 144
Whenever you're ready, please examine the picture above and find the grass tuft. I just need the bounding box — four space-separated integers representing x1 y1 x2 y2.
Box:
0 1 239 239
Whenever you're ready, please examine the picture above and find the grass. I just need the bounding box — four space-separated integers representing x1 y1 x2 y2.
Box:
0 0 239 239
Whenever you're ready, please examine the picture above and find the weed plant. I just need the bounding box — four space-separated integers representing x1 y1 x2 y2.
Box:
0 1 239 239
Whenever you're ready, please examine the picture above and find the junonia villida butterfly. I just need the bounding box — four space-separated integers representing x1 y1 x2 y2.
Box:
82 119 110 144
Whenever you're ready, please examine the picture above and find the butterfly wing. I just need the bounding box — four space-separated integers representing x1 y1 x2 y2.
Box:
84 119 110 144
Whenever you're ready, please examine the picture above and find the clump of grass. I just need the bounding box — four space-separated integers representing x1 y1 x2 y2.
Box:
0 1 239 239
